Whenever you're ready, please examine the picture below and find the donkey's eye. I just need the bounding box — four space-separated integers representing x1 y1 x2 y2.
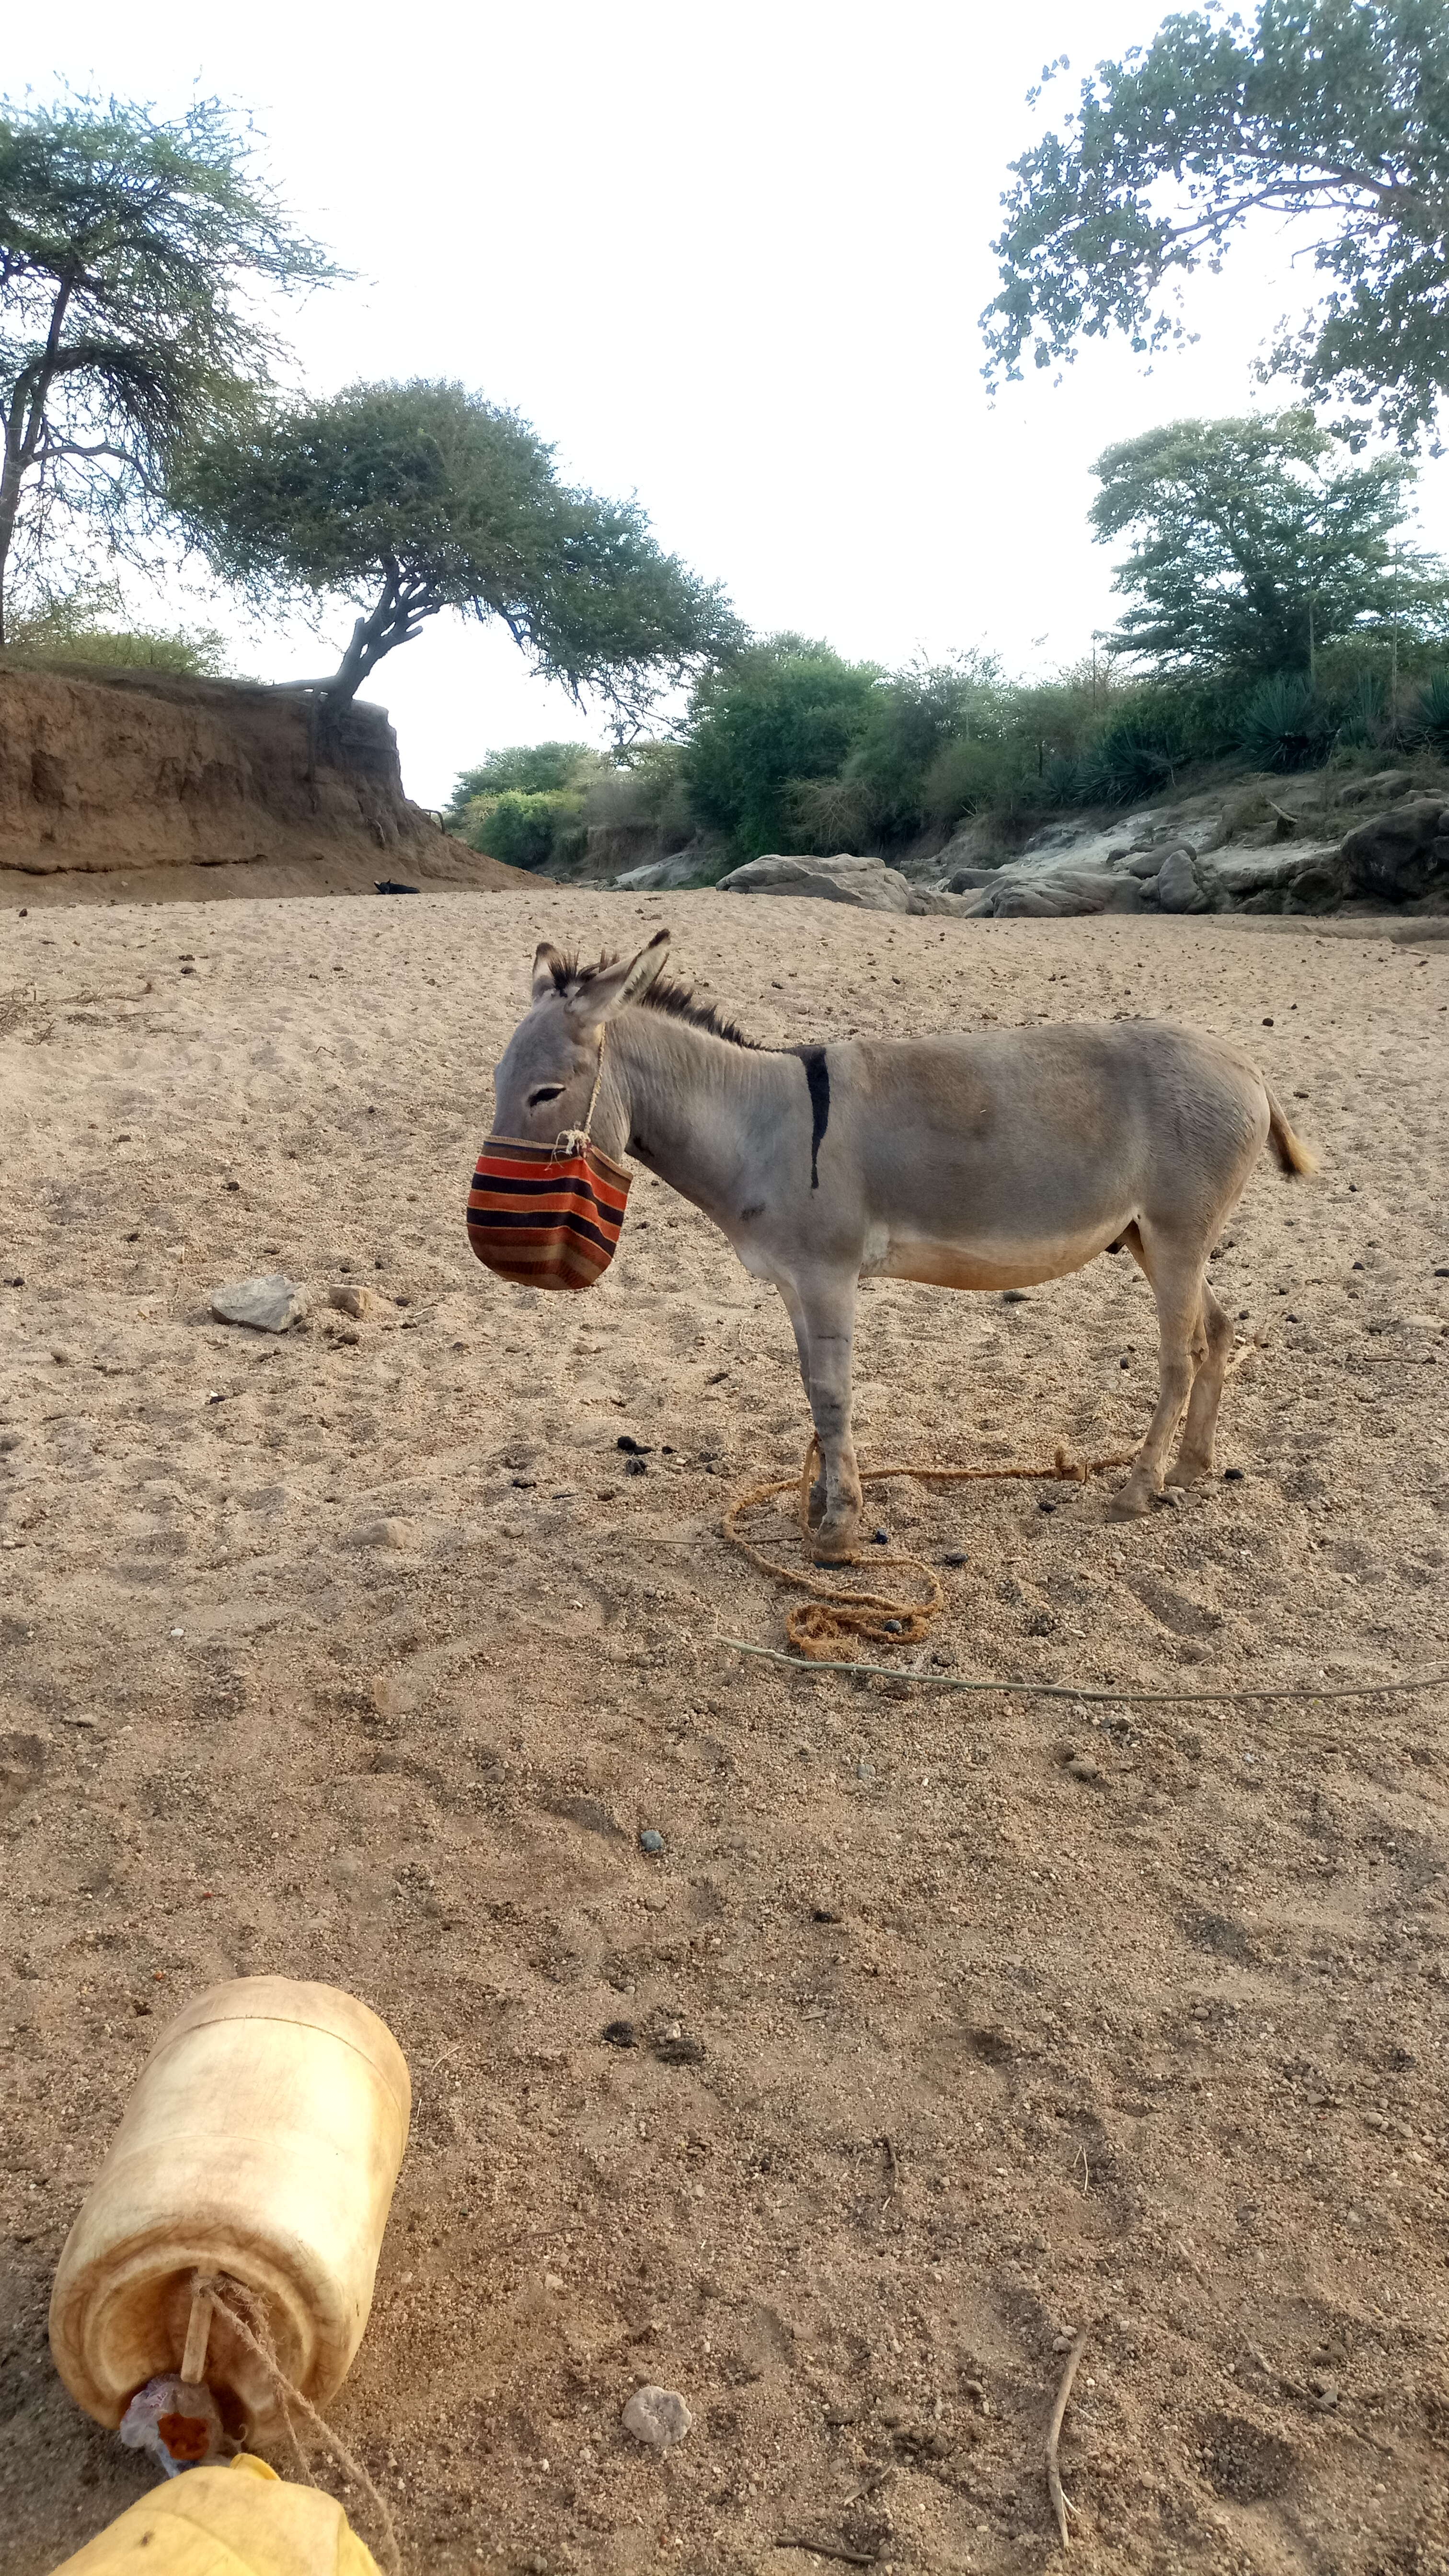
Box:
529 1085 564 1106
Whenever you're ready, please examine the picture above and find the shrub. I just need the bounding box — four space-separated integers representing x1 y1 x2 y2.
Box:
788 774 881 853
1235 674 1331 771
465 789 581 873
1075 720 1185 805
1410 669 1449 757
2 586 227 676
921 735 1022 828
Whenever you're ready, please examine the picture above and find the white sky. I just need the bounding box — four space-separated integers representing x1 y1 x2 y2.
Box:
11 0 1449 804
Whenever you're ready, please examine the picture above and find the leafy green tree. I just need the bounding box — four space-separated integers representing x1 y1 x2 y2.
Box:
683 635 883 857
0 92 337 644
841 651 1008 840
175 379 740 713
983 2 1449 445
1091 412 1449 672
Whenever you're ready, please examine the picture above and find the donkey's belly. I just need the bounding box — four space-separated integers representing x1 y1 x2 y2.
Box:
867 1223 1127 1291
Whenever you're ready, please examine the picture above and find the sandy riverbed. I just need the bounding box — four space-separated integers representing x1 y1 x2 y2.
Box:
2 890 1448 2575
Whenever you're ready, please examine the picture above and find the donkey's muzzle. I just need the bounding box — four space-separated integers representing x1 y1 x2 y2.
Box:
467 1136 632 1291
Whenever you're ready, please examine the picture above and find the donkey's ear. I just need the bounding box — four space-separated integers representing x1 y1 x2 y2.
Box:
568 927 670 1024
532 941 567 1002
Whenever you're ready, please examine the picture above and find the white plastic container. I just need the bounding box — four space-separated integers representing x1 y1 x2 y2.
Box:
49 1977 410 2437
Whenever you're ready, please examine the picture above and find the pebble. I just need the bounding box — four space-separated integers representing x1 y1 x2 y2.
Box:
639 1828 665 1855
1067 1756 1102 1784
328 1282 375 1320
623 1457 648 1477
855 1758 876 1782
872 1528 889 1544
602 2020 637 2048
1223 1468 1245 1482
621 2385 692 2452
617 1434 653 1454
209 1272 309 1333
943 1550 968 1567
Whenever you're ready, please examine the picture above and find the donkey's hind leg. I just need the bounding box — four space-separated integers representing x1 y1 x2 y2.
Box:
1169 1274 1233 1486
1109 1221 1209 1519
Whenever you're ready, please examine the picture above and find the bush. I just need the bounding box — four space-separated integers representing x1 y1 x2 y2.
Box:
2 586 227 676
466 789 583 873
1074 720 1186 805
1235 674 1331 771
921 734 1025 827
1411 669 1449 757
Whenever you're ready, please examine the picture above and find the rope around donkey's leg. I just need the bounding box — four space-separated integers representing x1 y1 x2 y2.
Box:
723 1435 1135 1661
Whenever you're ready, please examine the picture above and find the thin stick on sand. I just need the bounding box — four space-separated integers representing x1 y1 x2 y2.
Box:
1047 2328 1090 2550
774 2541 878 2567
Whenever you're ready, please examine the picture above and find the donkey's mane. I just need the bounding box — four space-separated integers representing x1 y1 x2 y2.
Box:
548 951 764 1051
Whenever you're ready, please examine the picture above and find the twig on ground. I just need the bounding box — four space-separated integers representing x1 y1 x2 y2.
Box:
721 1634 1449 1707
775 2540 879 2567
1047 2327 1090 2550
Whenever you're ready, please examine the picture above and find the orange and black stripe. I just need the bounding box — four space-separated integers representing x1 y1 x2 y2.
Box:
467 1137 632 1292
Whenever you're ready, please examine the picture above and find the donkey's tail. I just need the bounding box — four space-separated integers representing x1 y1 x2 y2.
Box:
1264 1081 1319 1178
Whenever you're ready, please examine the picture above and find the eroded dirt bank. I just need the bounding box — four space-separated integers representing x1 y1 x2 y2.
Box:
1 894 1447 2575
0 666 528 899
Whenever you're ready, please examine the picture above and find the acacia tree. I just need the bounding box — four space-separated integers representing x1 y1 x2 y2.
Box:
0 93 337 645
174 378 741 720
982 1 1449 445
1090 410 1449 671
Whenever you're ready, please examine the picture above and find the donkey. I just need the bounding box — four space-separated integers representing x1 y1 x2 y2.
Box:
490 930 1316 1558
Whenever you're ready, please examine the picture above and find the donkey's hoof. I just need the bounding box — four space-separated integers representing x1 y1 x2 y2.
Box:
812 1525 860 1566
1167 1453 1214 1491
1107 1484 1153 1521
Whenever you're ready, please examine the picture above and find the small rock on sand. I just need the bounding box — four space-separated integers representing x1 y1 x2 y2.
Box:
622 2385 693 2450
209 1273 309 1333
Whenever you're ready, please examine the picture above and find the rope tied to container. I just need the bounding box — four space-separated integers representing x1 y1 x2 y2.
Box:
188 2271 402 2576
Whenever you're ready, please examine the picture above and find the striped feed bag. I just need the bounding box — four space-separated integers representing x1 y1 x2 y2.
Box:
467 1136 632 1291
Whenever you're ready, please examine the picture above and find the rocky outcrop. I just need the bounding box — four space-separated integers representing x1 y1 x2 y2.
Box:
1339 798 1449 904
0 664 523 885
921 772 1449 920
719 852 932 912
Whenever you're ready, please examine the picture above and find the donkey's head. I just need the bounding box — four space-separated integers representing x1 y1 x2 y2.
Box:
491 929 671 1150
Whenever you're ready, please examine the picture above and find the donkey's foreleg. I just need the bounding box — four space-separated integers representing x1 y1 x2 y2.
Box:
1111 1224 1207 1520
788 1272 862 1563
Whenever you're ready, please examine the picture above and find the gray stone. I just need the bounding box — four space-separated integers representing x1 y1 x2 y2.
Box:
615 851 704 892
1156 851 1211 914
1334 769 1414 808
1125 849 1164 878
622 2385 693 2451
209 1273 310 1332
1341 800 1449 903
717 852 923 913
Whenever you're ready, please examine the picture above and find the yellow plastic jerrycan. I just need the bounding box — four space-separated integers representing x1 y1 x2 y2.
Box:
47 2452 382 2575
49 1978 410 2440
